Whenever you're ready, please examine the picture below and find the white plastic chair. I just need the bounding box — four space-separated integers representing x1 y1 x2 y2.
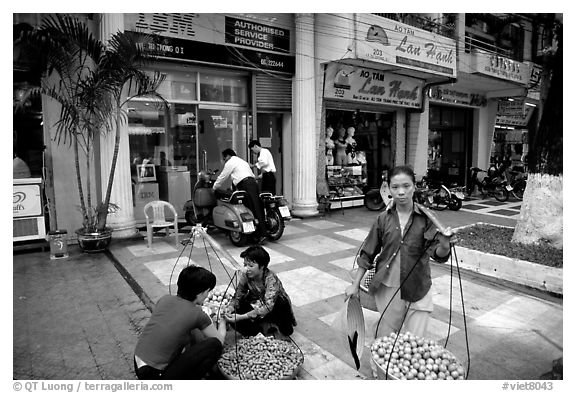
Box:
144 201 179 248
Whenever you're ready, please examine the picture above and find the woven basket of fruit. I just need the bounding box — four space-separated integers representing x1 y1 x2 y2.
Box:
218 334 304 380
370 332 466 380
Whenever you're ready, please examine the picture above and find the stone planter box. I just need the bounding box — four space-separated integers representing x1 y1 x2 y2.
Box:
449 245 562 295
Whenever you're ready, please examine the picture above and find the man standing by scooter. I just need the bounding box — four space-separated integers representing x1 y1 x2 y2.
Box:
248 140 276 195
213 148 268 244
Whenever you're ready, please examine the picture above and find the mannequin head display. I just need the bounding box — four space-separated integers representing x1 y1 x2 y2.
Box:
346 127 356 142
338 127 346 141
326 126 334 139
325 127 335 150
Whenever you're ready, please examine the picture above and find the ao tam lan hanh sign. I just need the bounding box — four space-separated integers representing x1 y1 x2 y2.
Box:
324 63 424 109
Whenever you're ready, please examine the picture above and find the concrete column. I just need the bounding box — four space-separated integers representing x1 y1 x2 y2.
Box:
291 13 318 217
99 13 138 238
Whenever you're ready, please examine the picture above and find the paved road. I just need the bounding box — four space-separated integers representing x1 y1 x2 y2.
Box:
12 198 562 380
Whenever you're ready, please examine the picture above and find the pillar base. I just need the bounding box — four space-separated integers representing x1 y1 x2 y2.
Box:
108 219 140 239
291 203 320 218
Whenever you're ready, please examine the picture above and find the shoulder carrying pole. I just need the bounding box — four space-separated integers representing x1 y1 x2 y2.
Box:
415 202 454 237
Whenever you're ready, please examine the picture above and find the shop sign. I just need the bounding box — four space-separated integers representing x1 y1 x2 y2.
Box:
13 184 42 218
125 13 224 43
355 14 457 77
127 31 295 74
225 16 290 53
324 63 424 109
527 61 543 88
496 105 535 126
497 100 525 116
126 14 291 56
125 14 295 73
472 51 531 85
428 86 487 107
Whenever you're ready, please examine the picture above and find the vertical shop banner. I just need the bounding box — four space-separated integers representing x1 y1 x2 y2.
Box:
324 63 424 109
355 14 457 77
225 16 290 54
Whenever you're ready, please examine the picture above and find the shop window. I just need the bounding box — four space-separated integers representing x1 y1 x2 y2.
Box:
133 69 198 102
198 109 249 177
200 74 248 105
14 73 44 178
169 71 197 101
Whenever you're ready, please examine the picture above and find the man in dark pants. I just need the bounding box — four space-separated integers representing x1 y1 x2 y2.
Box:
249 140 277 194
212 148 268 243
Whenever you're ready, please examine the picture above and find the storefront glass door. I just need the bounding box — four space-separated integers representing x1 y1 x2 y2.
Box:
197 108 249 189
256 113 283 194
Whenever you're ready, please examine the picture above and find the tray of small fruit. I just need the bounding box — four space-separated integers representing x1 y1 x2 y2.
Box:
202 287 234 318
218 334 303 380
370 331 466 380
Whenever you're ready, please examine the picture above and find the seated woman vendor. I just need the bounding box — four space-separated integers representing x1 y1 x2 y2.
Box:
134 266 227 380
224 246 297 337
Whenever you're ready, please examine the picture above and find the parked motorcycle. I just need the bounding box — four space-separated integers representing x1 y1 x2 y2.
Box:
504 167 527 200
183 170 257 246
414 176 464 211
259 192 291 241
364 171 392 211
467 166 509 202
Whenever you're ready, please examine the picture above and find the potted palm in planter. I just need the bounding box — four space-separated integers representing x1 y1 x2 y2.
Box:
16 14 167 252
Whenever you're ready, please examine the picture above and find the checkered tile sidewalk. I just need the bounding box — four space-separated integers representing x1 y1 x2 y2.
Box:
115 208 562 380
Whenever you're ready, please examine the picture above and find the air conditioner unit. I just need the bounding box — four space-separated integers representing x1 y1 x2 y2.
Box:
14 216 46 242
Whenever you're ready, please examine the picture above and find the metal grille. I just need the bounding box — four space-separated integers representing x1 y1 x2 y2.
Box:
14 218 39 237
255 74 292 110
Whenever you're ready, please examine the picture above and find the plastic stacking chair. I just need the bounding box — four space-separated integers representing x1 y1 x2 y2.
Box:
144 201 179 248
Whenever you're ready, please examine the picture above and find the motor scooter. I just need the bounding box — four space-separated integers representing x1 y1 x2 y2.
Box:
363 171 393 211
414 176 464 211
183 170 257 247
467 167 509 202
259 192 291 241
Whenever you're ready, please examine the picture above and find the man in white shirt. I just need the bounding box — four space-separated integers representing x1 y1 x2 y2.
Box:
212 148 267 243
249 140 277 194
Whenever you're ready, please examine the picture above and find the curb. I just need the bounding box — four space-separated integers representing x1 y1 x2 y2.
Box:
452 223 562 296
105 250 156 312
450 246 562 296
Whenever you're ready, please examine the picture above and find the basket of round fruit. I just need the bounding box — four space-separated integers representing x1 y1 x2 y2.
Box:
202 287 234 319
370 331 466 380
217 333 304 380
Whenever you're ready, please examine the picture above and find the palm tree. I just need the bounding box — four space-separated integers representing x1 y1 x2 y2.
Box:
16 14 167 234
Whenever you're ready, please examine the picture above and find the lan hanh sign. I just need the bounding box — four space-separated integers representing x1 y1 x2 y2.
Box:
324 63 424 109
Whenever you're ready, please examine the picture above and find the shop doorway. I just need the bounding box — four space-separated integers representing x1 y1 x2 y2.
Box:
255 113 283 195
428 105 472 186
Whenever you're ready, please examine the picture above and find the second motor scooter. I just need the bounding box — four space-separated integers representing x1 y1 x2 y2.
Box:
183 170 257 246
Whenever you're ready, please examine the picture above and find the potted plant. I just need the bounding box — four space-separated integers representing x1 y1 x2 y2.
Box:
16 14 167 252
